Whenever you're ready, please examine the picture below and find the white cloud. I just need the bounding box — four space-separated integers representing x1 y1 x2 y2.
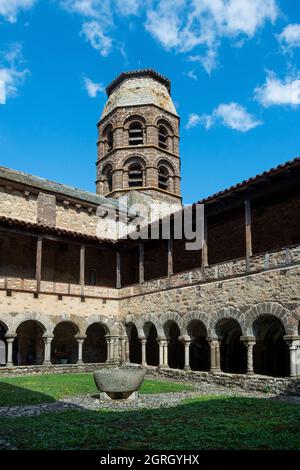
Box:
0 0 36 23
187 70 198 80
59 0 140 56
188 102 262 132
186 113 201 128
278 24 300 50
0 44 29 105
81 21 113 56
116 0 141 16
83 75 105 97
145 0 279 73
254 72 300 107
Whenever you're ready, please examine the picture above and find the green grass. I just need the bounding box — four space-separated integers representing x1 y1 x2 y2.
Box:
1 395 300 450
0 373 194 407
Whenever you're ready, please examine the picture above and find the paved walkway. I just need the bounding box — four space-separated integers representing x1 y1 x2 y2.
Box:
0 381 294 418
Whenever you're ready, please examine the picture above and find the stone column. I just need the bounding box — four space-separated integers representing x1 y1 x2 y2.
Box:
241 336 256 375
120 337 127 364
5 334 16 368
284 335 300 377
163 340 169 368
140 338 147 366
105 336 112 363
125 337 130 362
179 337 191 371
158 338 168 368
208 338 221 373
76 336 86 364
43 335 53 365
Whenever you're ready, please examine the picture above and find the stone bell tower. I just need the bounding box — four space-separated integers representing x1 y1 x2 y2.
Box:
96 70 182 208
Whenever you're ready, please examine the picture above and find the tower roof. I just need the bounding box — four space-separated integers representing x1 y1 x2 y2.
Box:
106 69 171 95
101 69 177 119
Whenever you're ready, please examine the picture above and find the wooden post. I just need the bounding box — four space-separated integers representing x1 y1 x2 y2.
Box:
116 251 121 289
139 241 144 284
167 238 173 276
245 200 252 271
201 215 208 271
80 244 85 297
35 236 43 292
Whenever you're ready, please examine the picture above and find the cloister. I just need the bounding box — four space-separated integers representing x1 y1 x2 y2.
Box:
0 303 299 378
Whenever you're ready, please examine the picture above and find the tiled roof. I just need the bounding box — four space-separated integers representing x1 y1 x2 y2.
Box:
106 69 171 96
0 215 115 244
0 165 129 214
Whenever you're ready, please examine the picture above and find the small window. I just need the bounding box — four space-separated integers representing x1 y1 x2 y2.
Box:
128 163 143 188
107 129 113 151
89 269 97 286
106 169 113 192
158 125 168 149
129 123 143 146
158 166 169 190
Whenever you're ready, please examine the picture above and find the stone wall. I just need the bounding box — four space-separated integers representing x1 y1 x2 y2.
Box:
0 290 119 336
147 367 300 395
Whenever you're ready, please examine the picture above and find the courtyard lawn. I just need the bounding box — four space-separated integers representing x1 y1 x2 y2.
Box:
1 395 300 450
0 373 194 407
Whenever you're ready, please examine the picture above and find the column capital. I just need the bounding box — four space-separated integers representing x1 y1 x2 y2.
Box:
139 337 146 344
43 335 54 343
284 335 300 347
179 335 192 344
5 334 17 342
207 337 219 345
240 336 256 345
75 335 87 342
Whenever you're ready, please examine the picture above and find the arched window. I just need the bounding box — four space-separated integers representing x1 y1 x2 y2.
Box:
107 128 113 151
102 165 113 193
103 124 113 152
158 125 168 149
129 123 143 146
158 165 169 190
128 163 143 188
106 168 113 192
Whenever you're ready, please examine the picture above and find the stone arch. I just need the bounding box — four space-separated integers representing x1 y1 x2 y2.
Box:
156 116 175 135
122 155 147 169
125 320 141 364
51 320 80 364
160 312 186 337
157 159 175 175
15 319 46 365
11 312 54 335
183 311 209 337
209 307 245 337
0 314 13 334
244 302 296 336
124 114 147 129
84 315 118 335
136 313 164 338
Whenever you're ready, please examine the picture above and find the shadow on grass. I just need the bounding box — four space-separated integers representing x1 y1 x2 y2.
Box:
0 382 300 450
0 381 57 407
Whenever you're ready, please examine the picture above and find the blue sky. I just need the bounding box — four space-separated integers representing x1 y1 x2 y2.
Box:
0 0 300 204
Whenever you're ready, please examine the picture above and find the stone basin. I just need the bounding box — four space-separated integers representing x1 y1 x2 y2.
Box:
93 366 146 400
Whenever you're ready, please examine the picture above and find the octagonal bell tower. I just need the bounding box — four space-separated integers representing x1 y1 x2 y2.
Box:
96 70 181 207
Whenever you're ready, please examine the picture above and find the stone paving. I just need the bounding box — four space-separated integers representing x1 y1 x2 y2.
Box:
0 381 293 418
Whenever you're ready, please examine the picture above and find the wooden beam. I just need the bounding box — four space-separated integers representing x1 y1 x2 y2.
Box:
35 236 43 292
116 251 121 289
80 244 85 297
245 199 252 270
201 215 208 270
167 238 173 276
139 240 144 284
